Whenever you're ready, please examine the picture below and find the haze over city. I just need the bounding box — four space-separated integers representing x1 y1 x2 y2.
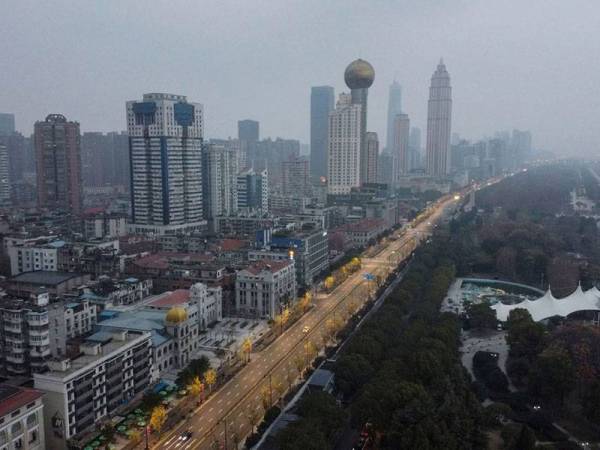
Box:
2 0 600 156
3 2 600 450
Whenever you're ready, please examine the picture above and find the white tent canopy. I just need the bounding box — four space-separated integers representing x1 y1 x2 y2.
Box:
492 284 600 322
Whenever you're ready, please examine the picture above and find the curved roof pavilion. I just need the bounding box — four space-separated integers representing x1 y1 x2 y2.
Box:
492 284 600 322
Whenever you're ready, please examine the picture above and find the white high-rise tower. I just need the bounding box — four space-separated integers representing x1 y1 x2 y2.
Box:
327 93 362 195
127 93 205 234
425 60 452 177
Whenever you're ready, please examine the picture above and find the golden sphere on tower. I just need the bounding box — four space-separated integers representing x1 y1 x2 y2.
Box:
344 59 375 89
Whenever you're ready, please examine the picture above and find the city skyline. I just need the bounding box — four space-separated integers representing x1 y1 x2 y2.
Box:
2 1 598 157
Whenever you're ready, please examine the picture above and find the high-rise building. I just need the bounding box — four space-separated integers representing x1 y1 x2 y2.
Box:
237 168 268 212
512 129 532 165
392 114 410 182
377 152 394 186
282 157 310 196
246 137 300 184
34 114 83 215
409 126 422 171
81 131 130 188
210 138 246 172
310 86 334 180
344 59 375 185
328 93 362 195
238 119 259 143
385 81 402 151
425 59 452 177
365 132 379 184
201 143 238 225
127 93 204 234
0 113 15 136
0 143 10 207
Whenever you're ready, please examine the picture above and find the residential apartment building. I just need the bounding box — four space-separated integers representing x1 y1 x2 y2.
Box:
237 168 268 212
0 291 51 378
33 330 152 450
83 213 128 240
235 259 296 319
201 142 238 229
254 227 329 287
127 93 205 235
328 93 362 195
34 114 83 215
0 384 45 450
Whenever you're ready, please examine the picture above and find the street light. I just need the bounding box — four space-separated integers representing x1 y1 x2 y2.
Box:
302 326 310 368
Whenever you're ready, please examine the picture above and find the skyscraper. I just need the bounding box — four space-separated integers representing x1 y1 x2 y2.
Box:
0 113 15 136
127 93 204 234
282 157 310 196
202 143 238 226
511 129 532 166
385 81 402 151
409 126 422 170
365 132 379 184
0 143 10 207
392 114 410 182
344 59 375 185
425 59 452 177
238 120 259 143
310 86 334 180
237 168 268 212
34 114 82 215
328 93 361 195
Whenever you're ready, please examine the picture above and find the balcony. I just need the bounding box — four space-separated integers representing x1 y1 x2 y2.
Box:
28 328 49 338
6 354 25 364
27 316 49 326
4 323 22 333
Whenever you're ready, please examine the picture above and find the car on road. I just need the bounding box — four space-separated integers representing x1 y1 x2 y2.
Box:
180 430 193 441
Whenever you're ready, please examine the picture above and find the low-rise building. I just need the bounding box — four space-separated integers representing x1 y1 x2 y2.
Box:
255 227 329 288
33 330 152 450
339 218 387 248
235 259 296 319
47 299 97 358
7 239 63 275
96 283 222 381
6 272 90 298
0 384 45 450
82 213 128 240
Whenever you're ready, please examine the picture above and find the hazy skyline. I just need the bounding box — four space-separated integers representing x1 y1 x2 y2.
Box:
2 0 600 156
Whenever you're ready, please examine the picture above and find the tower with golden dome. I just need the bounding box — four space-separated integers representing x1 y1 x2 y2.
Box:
344 59 375 185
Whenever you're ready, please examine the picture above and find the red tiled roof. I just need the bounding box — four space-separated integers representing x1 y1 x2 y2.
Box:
148 289 190 307
243 259 292 275
342 218 386 233
218 239 249 252
0 384 43 418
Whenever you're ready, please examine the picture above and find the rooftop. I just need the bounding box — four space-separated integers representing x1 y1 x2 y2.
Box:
0 384 43 418
147 289 190 308
243 259 292 275
40 331 149 379
11 271 84 286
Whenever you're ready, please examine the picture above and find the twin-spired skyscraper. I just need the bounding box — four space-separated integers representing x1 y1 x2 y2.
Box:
425 59 452 176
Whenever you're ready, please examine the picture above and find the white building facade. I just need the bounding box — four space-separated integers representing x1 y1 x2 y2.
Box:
328 93 362 195
235 260 296 319
127 93 205 235
201 143 238 224
0 385 45 450
33 330 152 450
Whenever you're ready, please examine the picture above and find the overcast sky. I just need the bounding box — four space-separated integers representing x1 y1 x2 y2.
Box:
1 0 599 156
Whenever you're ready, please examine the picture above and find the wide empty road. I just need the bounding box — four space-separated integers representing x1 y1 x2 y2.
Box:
155 195 459 450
